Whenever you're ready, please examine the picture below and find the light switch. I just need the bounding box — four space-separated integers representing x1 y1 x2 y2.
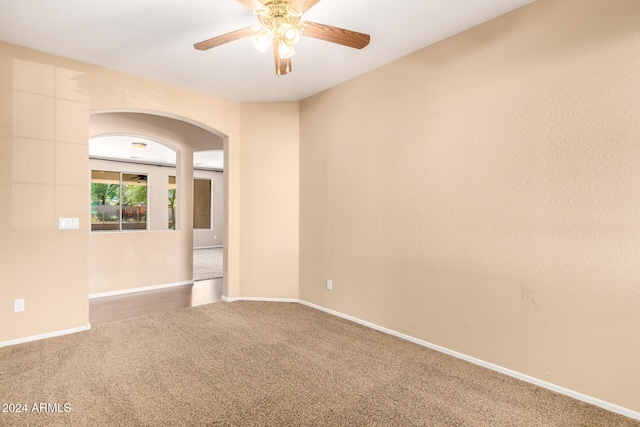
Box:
58 218 79 230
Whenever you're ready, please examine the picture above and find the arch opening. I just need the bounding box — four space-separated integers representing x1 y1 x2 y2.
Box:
87 111 227 304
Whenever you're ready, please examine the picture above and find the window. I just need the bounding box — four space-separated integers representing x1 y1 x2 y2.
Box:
168 176 176 230
193 178 211 229
91 170 147 232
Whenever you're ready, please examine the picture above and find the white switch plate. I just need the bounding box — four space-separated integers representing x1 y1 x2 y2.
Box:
326 280 333 291
58 218 79 229
14 299 25 312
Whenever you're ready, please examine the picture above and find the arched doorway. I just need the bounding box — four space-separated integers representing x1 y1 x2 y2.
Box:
87 111 226 322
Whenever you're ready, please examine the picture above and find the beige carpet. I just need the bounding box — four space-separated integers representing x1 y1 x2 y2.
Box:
1 302 638 427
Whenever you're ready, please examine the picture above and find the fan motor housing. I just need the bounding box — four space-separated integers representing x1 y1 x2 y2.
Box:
257 2 302 28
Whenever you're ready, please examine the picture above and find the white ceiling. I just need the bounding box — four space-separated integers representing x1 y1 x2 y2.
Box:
90 135 224 170
0 0 534 103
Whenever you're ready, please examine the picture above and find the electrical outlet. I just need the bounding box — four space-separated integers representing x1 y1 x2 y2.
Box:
14 299 25 312
326 280 333 291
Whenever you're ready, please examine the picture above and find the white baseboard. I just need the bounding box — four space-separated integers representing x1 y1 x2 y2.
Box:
298 300 640 422
89 281 193 299
222 295 298 303
0 324 91 348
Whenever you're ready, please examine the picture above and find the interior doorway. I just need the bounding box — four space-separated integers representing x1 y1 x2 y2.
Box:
88 111 227 299
193 149 224 283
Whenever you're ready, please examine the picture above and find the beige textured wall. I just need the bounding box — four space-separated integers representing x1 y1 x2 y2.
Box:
300 0 640 412
239 102 299 299
0 51 90 340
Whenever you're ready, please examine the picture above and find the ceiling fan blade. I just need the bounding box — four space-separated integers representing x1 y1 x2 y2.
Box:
278 57 292 76
273 42 292 76
301 21 370 49
193 27 254 51
235 0 265 11
289 0 322 13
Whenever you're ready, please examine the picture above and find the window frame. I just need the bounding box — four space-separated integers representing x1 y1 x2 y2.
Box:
91 169 149 233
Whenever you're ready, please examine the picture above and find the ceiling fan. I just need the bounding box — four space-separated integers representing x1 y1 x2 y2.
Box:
126 174 148 183
194 0 371 76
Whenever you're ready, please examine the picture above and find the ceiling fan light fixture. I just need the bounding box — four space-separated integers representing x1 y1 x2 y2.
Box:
131 142 147 150
194 0 371 76
278 40 296 59
252 27 273 52
280 23 300 46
